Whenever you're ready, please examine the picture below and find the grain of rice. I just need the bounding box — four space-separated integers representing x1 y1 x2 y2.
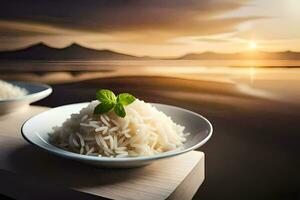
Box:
111 119 118 126
109 126 119 132
59 143 68 147
95 127 107 132
80 147 84 154
76 132 85 147
115 150 127 154
103 151 110 156
124 132 131 138
184 132 190 137
68 135 74 147
103 136 111 140
115 146 127 151
80 123 98 128
85 144 90 152
81 115 88 121
103 114 110 122
95 135 102 147
116 152 129 158
98 135 108 149
109 135 114 149
122 129 130 134
113 134 118 149
104 147 114 154
118 136 126 145
100 115 110 126
86 147 95 155
91 124 101 129
84 136 96 141
103 127 108 134
72 138 79 147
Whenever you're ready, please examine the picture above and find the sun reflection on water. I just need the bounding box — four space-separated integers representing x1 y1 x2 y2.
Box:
249 67 256 84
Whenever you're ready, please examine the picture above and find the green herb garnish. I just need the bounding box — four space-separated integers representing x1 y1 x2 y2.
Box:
94 89 136 118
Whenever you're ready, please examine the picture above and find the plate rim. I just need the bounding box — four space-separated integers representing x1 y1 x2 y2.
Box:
21 102 213 163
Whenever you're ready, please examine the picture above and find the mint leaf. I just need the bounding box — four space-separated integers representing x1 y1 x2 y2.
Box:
114 103 126 118
117 93 136 106
94 89 136 118
94 101 115 114
96 89 116 103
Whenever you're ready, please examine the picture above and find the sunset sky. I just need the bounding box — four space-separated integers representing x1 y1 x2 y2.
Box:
0 0 299 57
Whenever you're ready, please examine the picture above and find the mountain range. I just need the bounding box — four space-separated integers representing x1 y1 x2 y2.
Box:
0 43 147 60
0 43 300 60
179 51 300 60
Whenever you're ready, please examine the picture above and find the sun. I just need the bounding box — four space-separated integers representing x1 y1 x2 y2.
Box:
249 41 257 50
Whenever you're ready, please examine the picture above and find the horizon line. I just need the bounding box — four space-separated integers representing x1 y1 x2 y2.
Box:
1 42 300 59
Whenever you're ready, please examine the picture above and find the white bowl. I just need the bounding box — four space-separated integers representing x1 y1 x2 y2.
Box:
0 81 52 114
21 103 212 168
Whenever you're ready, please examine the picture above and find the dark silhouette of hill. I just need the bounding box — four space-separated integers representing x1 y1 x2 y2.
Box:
0 42 300 61
179 50 300 60
0 43 149 60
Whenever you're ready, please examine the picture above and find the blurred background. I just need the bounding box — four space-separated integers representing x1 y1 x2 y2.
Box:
0 0 299 199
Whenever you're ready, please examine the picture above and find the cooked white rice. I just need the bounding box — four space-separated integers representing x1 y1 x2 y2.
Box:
49 99 189 157
0 80 28 100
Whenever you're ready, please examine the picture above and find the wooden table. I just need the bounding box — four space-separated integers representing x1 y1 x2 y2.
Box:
0 106 205 200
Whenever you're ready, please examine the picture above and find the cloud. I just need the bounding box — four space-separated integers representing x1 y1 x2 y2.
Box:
0 0 264 52
0 1 249 31
0 1 256 34
195 38 230 43
0 20 78 36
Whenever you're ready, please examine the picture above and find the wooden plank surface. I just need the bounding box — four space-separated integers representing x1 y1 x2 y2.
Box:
0 106 49 138
0 106 205 200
